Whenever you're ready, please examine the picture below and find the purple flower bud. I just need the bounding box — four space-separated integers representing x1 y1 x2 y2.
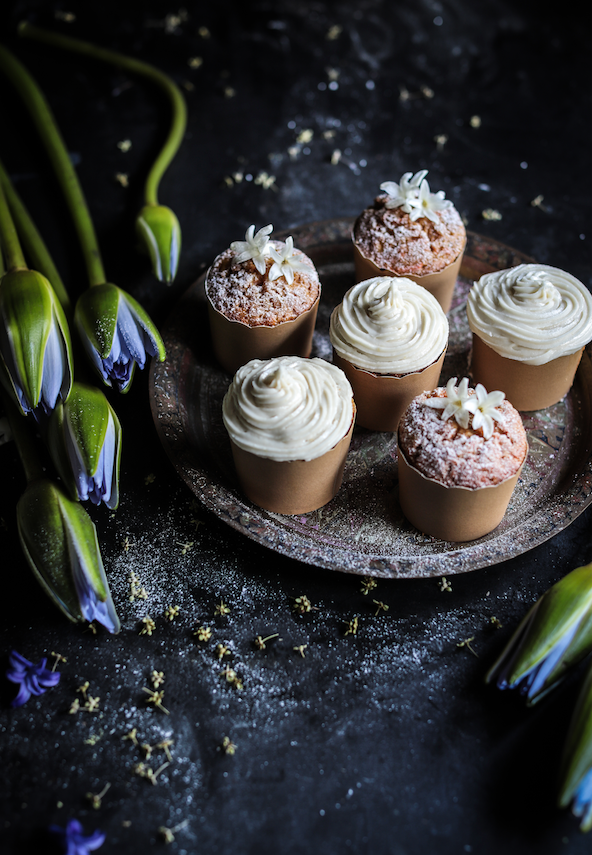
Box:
49 818 105 854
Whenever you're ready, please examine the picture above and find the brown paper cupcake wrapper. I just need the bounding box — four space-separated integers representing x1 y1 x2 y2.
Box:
229 414 355 515
471 335 583 411
333 348 446 432
207 295 320 375
397 446 525 542
352 238 465 314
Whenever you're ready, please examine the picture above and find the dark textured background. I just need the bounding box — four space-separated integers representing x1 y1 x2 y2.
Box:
0 1 591 853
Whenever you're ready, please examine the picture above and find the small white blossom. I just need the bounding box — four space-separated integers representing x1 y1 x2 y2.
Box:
230 224 273 274
268 236 311 285
470 384 505 439
380 170 427 210
406 178 453 223
426 377 474 429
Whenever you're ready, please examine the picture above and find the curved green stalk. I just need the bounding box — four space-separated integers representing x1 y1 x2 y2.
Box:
0 179 27 271
0 158 72 316
19 22 187 206
0 387 44 483
0 45 106 286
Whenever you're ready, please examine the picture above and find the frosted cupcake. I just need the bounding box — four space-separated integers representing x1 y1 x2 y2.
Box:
206 224 320 374
467 264 592 410
398 378 528 541
352 171 466 313
222 356 355 514
330 276 448 431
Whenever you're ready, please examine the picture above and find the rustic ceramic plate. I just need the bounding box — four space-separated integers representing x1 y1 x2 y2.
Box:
149 219 592 578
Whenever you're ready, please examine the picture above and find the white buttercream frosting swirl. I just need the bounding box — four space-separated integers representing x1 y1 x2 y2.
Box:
329 276 449 374
222 356 354 462
467 264 592 365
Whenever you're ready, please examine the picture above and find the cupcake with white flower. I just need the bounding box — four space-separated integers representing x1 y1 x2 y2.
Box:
397 377 528 541
353 171 466 313
206 224 320 373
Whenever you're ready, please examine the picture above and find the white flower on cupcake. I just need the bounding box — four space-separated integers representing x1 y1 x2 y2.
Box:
380 170 453 224
469 384 505 440
406 178 452 224
231 224 273 274
381 170 427 210
426 377 505 439
268 236 311 285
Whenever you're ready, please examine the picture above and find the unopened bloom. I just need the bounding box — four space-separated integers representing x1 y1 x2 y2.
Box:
230 224 273 273
74 283 165 393
559 659 592 832
6 650 60 707
49 818 105 854
17 479 120 633
486 562 592 705
48 382 122 509
268 236 311 284
136 204 181 284
0 268 73 418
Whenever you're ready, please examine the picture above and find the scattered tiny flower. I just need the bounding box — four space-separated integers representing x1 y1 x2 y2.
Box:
457 637 478 657
49 819 105 854
142 687 169 714
326 25 342 40
292 595 313 614
230 224 273 273
254 633 279 650
490 616 503 629
293 645 308 658
439 576 452 593
123 728 138 746
214 601 231 617
139 616 156 636
188 56 203 68
344 617 359 636
115 172 129 187
221 736 237 755
482 208 502 221
86 783 111 810
156 739 174 762
117 139 132 152
177 540 193 555
434 133 448 150
69 699 80 715
151 670 165 688
296 129 314 144
51 651 67 671
194 625 212 642
158 820 188 844
163 604 180 621
360 576 377 596
373 600 389 616
216 643 231 660
6 651 60 708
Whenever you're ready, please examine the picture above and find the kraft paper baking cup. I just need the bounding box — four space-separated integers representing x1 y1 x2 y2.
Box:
471 334 584 411
207 295 320 375
397 445 525 542
229 414 355 515
352 239 465 314
333 348 446 432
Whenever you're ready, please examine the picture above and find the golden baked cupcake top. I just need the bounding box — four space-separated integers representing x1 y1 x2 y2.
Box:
206 224 320 326
354 171 466 276
398 378 527 489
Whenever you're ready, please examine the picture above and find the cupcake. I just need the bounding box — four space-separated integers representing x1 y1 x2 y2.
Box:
329 276 448 431
222 356 355 514
206 224 320 374
352 170 466 313
397 377 528 541
467 263 592 410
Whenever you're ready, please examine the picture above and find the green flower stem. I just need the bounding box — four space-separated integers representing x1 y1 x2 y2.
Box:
0 45 106 287
0 178 27 271
0 158 72 316
0 387 44 483
19 22 188 207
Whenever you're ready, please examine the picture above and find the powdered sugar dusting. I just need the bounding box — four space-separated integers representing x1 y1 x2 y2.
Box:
399 389 528 489
354 196 466 276
206 241 320 325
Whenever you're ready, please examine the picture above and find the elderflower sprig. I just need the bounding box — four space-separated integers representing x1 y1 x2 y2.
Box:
268 236 311 284
19 22 186 284
230 224 273 274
